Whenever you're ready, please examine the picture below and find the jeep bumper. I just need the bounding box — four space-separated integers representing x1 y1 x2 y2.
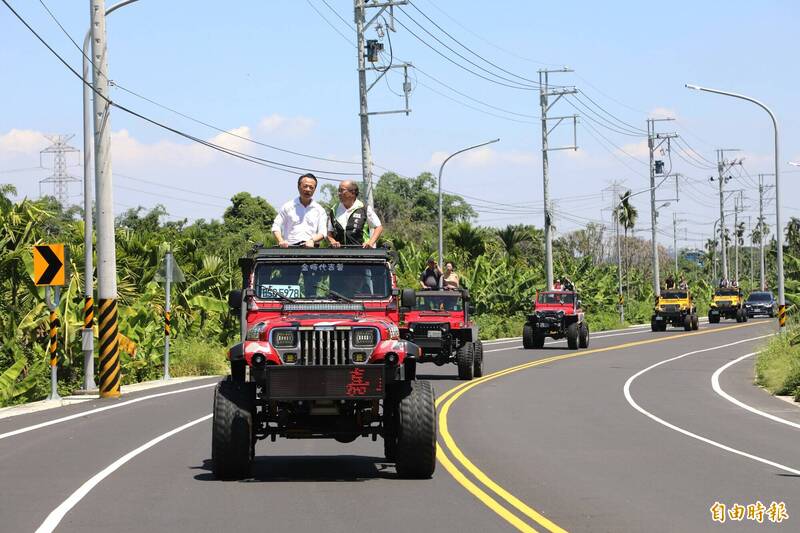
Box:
260 364 394 401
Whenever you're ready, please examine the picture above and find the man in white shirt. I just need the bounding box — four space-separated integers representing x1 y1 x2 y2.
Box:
272 173 327 248
326 180 383 248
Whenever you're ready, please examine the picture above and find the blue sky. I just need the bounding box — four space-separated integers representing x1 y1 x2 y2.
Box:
1 0 798 253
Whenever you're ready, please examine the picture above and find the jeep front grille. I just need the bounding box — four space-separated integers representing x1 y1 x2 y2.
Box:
299 330 351 365
717 300 732 307
411 322 449 333
662 304 680 312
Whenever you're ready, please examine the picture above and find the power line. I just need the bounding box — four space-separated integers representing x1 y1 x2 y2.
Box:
573 91 646 134
565 95 645 137
115 172 231 201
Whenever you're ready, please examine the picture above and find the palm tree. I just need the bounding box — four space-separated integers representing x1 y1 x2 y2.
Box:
616 190 638 295
448 221 487 260
785 217 800 253
495 224 531 257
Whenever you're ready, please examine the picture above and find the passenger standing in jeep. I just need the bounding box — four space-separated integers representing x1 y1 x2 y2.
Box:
326 180 383 248
272 173 327 248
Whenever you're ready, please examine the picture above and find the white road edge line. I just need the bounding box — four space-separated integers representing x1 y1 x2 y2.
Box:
711 353 800 430
0 382 217 441
35 413 212 533
622 334 800 475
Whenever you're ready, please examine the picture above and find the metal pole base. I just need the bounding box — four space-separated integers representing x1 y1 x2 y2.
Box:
82 328 97 390
47 366 61 401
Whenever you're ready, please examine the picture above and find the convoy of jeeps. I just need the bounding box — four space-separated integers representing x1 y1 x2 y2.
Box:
212 244 778 479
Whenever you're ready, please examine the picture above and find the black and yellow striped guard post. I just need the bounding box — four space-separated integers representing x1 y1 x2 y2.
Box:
98 299 121 398
83 296 94 330
165 310 171 336
49 311 59 368
778 305 786 328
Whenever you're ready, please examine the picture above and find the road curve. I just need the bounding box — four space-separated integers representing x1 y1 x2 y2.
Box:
0 320 794 532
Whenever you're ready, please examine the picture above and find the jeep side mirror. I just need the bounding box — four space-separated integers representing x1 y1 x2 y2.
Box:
576 300 582 309
228 289 242 312
468 303 476 315
400 288 416 309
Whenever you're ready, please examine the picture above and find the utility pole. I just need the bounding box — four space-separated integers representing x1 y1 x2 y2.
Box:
354 0 412 209
647 118 677 297
611 182 624 322
39 134 80 206
673 212 679 274
733 191 746 281
712 148 742 282
757 173 774 291
539 68 578 289
90 0 121 398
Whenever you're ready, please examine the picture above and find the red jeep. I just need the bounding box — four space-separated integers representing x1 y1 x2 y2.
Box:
214 247 435 480
522 290 590 349
399 289 483 380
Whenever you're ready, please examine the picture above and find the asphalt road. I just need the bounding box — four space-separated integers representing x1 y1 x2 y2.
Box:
1 318 795 532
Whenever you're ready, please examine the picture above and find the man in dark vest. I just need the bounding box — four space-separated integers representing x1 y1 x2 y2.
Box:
326 180 383 248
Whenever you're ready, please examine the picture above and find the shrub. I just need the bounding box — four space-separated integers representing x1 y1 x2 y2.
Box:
755 324 800 400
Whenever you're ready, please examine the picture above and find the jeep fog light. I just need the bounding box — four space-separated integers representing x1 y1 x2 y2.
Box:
283 352 297 364
352 352 367 363
352 328 377 347
273 330 297 348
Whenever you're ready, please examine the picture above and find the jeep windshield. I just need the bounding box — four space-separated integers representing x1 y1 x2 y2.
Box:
414 293 463 311
715 289 740 296
746 292 773 302
254 261 391 300
537 292 575 305
661 290 687 299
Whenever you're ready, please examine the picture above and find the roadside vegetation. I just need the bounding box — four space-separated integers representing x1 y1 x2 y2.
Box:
1 174 798 406
755 321 800 401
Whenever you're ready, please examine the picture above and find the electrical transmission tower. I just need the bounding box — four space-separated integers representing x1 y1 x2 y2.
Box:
354 0 413 209
539 68 578 290
39 134 80 206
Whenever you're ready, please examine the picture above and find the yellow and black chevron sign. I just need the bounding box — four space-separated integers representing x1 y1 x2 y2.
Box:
778 305 787 328
33 244 67 286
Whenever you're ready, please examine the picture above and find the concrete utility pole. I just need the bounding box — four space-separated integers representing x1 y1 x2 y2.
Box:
354 0 411 209
673 212 679 274
39 134 80 205
610 182 624 322
733 191 746 281
646 118 677 297
712 148 742 282
90 0 121 398
539 68 578 290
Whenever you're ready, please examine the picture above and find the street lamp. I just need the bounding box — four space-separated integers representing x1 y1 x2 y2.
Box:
686 83 786 329
81 0 140 391
789 162 800 167
437 138 500 267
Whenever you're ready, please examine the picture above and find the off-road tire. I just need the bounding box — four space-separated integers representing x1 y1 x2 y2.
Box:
566 322 579 349
472 340 484 378
578 322 590 348
736 308 744 323
742 309 748 322
456 343 474 380
522 323 535 349
651 319 657 332
691 314 699 330
383 393 398 462
395 381 436 479
683 314 692 331
212 379 255 480
709 313 720 324
533 329 546 349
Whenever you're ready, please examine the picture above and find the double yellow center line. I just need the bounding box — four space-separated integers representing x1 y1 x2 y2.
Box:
435 322 760 532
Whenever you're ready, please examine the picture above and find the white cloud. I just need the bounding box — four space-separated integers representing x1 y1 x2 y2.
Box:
258 114 315 137
648 107 678 120
617 140 649 158
0 129 49 158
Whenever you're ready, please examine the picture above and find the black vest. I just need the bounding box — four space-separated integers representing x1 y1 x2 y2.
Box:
329 203 368 245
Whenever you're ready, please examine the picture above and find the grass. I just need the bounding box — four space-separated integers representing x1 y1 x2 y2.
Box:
755 323 800 401
169 336 229 377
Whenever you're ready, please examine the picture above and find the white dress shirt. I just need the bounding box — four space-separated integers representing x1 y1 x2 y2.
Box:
272 197 327 244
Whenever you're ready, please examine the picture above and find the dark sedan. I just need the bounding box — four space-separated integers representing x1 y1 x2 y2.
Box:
744 291 777 318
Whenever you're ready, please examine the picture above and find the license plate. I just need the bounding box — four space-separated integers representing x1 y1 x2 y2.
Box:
427 330 442 338
538 322 550 328
655 316 663 321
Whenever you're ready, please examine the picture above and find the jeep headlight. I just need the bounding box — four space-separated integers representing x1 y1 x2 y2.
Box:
352 328 377 347
246 322 266 341
271 329 297 348
386 323 400 340
558 310 565 318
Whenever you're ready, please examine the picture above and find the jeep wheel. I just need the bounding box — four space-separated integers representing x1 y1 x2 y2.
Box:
456 343 474 380
709 313 720 324
212 379 254 480
735 308 744 323
578 322 590 349
231 360 245 382
395 381 436 479
383 395 398 462
691 314 699 330
683 314 692 331
522 323 535 349
566 322 579 349
651 319 657 332
472 340 484 378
